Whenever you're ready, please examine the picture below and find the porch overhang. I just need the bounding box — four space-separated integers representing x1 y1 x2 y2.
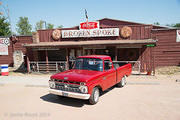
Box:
23 39 157 48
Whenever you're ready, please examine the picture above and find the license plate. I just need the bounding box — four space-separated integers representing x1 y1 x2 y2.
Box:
62 92 68 96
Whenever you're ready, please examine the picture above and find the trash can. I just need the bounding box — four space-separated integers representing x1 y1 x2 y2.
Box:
1 64 9 76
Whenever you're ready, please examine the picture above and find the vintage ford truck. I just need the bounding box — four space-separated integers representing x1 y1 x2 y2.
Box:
49 55 132 104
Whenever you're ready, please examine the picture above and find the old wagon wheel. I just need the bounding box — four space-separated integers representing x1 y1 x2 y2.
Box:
120 26 132 38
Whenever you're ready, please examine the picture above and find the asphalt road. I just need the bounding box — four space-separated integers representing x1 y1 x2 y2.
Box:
0 75 180 120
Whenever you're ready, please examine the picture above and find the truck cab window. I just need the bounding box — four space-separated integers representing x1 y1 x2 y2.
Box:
104 60 112 71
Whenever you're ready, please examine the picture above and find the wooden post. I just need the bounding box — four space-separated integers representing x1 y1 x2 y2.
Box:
115 47 117 61
66 48 69 70
92 49 95 54
45 50 49 72
139 47 142 73
26 49 30 73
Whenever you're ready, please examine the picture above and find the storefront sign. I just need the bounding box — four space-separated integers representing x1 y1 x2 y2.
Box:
176 30 180 42
0 38 10 55
80 21 99 29
62 28 119 38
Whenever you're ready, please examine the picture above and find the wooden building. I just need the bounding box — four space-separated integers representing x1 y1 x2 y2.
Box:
0 36 33 67
24 18 157 74
0 18 179 74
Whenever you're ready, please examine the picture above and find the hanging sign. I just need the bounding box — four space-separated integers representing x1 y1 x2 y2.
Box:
62 28 119 38
0 38 10 55
80 21 99 29
176 30 180 42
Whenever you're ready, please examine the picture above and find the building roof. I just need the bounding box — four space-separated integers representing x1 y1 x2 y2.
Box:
99 18 174 30
99 18 148 26
24 39 156 47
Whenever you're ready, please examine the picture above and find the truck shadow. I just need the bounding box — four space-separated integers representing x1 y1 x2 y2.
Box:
40 94 88 107
40 86 117 107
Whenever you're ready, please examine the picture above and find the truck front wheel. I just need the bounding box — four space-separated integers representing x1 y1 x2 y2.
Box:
117 76 126 87
89 87 100 105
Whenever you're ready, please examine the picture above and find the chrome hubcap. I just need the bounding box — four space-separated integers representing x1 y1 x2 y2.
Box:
94 89 99 102
122 77 125 86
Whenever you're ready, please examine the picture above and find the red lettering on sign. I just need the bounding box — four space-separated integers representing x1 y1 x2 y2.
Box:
80 22 99 29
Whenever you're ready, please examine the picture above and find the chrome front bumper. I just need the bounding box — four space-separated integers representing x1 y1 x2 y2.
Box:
49 88 90 100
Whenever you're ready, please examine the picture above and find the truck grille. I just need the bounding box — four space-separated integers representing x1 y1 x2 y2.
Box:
54 79 80 85
55 82 81 93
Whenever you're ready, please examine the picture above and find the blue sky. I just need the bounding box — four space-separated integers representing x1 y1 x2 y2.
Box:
1 0 180 33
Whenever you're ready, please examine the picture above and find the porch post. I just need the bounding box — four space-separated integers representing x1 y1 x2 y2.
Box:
92 49 95 54
26 49 30 73
66 48 69 70
115 46 118 61
45 50 49 72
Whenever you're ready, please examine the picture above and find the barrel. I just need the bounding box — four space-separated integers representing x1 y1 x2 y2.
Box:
1 64 9 76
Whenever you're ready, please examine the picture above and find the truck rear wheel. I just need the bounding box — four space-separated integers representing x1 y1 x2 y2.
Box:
117 76 126 87
89 87 100 105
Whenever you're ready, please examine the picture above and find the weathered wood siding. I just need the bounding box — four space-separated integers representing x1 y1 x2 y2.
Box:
38 18 152 42
152 29 180 66
0 36 33 66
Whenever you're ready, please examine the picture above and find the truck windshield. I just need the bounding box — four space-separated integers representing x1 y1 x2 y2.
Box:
73 58 103 71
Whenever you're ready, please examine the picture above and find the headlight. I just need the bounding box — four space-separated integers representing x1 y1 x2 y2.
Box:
49 81 55 88
79 86 88 94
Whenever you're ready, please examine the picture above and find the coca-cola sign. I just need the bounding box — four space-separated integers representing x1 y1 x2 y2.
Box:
80 21 99 29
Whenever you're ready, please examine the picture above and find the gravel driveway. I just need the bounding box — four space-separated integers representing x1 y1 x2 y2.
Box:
0 74 180 120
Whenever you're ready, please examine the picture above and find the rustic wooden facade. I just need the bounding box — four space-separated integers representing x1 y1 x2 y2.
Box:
23 18 157 73
0 18 179 74
152 29 180 66
0 36 33 66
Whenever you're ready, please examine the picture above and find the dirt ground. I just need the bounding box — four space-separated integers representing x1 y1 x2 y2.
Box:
0 73 180 120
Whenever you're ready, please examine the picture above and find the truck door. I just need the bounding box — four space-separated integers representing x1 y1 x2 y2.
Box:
102 60 116 90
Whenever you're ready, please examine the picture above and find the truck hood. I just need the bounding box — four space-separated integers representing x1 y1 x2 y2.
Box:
51 69 103 83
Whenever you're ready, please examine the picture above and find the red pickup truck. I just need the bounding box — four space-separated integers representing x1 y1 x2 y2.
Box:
49 55 132 104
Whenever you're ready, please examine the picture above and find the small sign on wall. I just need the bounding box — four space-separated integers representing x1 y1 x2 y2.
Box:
177 30 180 42
0 38 10 55
80 21 99 30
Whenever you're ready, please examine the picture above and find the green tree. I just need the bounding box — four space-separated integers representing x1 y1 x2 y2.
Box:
35 20 45 30
153 22 160 25
173 23 180 27
47 23 54 29
16 17 32 35
57 25 63 28
166 23 180 28
0 16 11 36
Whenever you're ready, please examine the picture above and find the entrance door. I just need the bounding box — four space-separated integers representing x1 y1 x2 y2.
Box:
117 48 139 61
95 47 115 60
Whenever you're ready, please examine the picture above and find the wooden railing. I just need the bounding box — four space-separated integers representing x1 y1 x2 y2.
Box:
29 61 67 73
